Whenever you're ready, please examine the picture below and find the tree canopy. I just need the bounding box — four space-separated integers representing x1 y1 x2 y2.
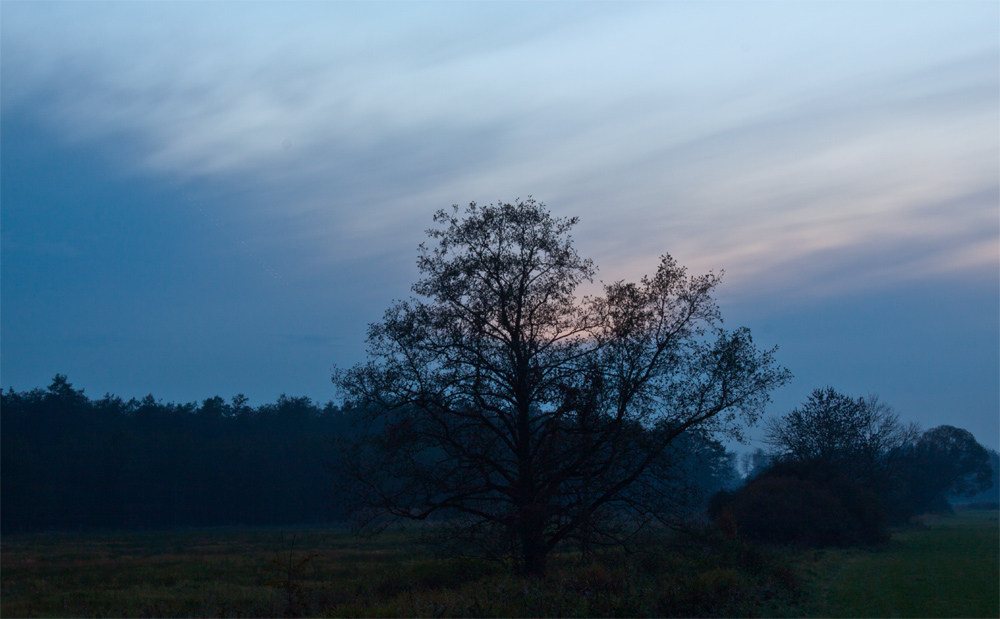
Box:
333 198 790 575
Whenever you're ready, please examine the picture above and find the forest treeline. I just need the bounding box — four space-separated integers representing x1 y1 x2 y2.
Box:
1 375 351 533
1 375 739 534
3 374 995 538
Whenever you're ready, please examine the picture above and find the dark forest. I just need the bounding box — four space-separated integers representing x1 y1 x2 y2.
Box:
1 375 350 533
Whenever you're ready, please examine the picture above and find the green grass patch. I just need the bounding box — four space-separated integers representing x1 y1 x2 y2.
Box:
798 509 999 618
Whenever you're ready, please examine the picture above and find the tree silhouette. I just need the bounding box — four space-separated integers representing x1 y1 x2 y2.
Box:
334 198 790 575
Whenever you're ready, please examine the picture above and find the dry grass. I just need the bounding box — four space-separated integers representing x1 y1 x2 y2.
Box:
7 514 994 617
1 524 800 617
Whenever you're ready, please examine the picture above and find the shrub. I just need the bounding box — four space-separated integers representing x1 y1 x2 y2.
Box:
713 459 888 546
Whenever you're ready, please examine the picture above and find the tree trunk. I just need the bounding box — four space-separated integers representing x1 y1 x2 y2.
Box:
519 512 548 576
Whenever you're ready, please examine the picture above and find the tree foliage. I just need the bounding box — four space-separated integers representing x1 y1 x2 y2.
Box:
963 449 1000 504
333 199 790 574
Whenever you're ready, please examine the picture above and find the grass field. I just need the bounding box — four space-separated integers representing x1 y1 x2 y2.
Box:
798 508 999 618
0 527 471 618
1 510 996 617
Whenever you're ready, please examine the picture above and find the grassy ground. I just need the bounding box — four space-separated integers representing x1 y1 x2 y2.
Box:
1 510 995 617
1 525 796 617
0 526 470 618
797 508 999 618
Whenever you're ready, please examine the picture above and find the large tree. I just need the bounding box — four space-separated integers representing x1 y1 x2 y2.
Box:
334 199 790 575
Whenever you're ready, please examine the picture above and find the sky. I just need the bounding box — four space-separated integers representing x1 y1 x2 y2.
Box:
2 1 997 450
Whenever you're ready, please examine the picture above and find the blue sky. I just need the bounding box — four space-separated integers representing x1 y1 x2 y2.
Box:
2 1 997 449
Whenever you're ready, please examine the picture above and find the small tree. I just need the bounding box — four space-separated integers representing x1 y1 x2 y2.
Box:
334 199 790 575
764 388 918 495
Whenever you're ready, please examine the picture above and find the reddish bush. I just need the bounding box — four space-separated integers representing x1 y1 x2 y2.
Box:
711 459 888 546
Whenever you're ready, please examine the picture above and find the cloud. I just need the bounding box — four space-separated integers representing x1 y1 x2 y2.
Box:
3 1 997 300
562 52 999 295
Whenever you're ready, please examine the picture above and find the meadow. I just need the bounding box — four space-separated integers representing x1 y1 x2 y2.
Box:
798 508 999 618
1 509 996 618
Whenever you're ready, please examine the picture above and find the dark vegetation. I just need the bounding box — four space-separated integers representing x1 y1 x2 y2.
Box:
891 424 996 517
1 375 353 533
710 386 996 546
0 374 739 536
964 449 1000 504
709 460 888 546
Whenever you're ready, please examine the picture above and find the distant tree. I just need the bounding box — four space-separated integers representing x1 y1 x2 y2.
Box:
606 430 742 535
738 447 773 481
45 373 89 408
962 449 1000 504
274 394 316 420
333 199 790 575
764 388 918 495
231 393 253 418
198 395 231 419
679 433 741 497
893 425 994 516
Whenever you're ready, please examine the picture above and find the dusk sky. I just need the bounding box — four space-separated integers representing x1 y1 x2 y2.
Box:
2 1 997 450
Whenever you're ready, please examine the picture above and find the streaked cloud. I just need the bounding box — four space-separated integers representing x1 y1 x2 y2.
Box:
3 1 997 298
